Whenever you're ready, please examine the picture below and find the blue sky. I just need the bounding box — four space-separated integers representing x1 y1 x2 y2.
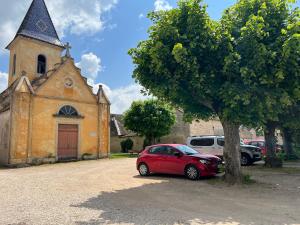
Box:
0 0 299 113
76 0 236 89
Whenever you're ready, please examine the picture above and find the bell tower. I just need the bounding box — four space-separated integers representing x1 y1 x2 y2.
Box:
6 0 65 86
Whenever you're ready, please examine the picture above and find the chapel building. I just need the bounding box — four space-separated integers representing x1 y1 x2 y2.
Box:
0 0 110 165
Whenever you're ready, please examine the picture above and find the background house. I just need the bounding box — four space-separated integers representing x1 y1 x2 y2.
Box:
110 110 265 153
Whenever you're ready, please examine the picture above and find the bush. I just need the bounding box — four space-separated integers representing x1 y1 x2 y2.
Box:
120 138 134 153
277 151 287 161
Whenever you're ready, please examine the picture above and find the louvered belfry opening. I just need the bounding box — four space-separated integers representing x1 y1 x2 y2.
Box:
37 55 46 74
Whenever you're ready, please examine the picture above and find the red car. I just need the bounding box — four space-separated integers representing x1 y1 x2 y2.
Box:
243 140 267 156
137 144 222 180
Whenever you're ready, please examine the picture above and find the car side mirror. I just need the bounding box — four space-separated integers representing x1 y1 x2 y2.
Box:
174 152 182 157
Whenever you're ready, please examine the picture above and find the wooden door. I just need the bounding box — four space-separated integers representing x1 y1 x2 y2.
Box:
57 124 78 160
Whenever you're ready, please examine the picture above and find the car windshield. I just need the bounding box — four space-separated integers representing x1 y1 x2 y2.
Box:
176 145 198 155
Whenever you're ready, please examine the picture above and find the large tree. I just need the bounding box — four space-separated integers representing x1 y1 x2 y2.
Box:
280 104 300 159
123 99 176 146
129 0 266 184
221 0 300 167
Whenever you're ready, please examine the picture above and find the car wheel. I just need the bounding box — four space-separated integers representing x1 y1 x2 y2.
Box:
138 163 149 176
185 165 200 180
241 154 251 166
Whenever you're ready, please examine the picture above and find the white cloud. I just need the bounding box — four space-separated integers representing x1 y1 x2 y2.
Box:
154 0 172 11
0 72 8 93
88 80 150 114
76 53 149 114
108 84 150 114
76 52 102 79
139 13 145 19
0 0 118 54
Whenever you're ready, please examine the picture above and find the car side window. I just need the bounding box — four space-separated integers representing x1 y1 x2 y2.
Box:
190 138 214 146
250 142 258 147
165 147 178 156
217 138 225 147
149 146 165 154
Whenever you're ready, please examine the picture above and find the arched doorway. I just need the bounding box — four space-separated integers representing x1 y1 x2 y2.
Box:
57 106 79 160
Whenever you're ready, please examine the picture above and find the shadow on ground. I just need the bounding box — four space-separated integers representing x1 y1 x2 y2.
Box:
72 173 299 225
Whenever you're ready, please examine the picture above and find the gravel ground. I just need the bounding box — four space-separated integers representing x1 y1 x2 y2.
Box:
0 159 299 225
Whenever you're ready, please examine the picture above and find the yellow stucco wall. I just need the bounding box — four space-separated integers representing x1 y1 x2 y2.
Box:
36 59 96 103
0 110 10 165
8 36 63 85
99 104 110 157
9 90 31 164
30 97 99 159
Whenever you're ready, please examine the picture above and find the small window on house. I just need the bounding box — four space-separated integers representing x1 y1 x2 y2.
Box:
37 55 46 74
12 54 16 76
58 105 78 117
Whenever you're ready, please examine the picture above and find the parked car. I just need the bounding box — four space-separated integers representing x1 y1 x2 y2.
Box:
244 140 283 156
243 140 267 156
137 144 222 180
186 136 262 166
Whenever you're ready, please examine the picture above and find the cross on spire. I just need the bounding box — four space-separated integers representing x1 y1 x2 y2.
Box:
64 42 72 58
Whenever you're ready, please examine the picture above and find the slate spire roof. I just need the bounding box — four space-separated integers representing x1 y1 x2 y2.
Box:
7 0 63 48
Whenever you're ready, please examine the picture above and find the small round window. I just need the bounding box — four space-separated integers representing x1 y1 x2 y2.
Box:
64 78 74 88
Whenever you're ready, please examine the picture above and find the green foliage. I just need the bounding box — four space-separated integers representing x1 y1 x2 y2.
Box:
109 153 138 159
120 138 134 153
123 99 176 145
277 151 287 161
255 128 264 137
221 0 299 126
128 0 299 126
242 174 256 185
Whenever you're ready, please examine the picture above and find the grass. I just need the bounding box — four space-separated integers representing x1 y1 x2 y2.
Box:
206 173 256 185
109 153 138 159
247 164 300 174
242 174 256 184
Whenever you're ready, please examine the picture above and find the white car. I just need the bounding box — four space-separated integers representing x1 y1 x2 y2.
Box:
187 136 262 166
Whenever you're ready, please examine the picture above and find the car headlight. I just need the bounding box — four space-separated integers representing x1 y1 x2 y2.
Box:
199 159 209 164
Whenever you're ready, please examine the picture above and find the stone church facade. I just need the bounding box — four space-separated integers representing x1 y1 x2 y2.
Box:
0 0 110 166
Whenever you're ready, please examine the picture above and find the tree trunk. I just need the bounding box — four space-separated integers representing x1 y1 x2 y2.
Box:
264 121 282 167
282 127 298 160
220 119 242 184
144 136 156 148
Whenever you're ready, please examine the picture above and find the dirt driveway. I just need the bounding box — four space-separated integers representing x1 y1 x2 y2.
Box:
0 159 299 225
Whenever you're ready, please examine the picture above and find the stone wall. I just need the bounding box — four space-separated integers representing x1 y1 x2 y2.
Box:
160 110 190 144
110 110 190 153
110 136 144 153
190 119 224 136
0 110 10 165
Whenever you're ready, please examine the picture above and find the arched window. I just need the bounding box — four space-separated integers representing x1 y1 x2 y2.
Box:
37 55 46 74
58 105 78 117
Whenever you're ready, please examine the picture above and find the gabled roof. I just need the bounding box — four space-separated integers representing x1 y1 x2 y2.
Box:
0 76 35 113
7 0 63 48
110 114 137 137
